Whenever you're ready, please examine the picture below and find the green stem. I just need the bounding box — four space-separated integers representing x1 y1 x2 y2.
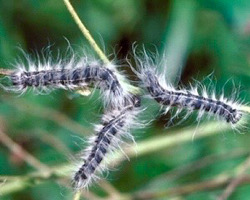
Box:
62 0 140 94
0 121 231 196
62 0 109 64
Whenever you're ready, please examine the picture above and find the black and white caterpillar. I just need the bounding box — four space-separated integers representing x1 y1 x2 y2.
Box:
6 57 134 109
73 95 140 189
135 58 244 127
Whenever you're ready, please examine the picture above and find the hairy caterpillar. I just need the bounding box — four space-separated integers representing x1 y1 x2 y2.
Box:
1 48 247 190
73 95 140 189
4 56 134 109
135 57 244 127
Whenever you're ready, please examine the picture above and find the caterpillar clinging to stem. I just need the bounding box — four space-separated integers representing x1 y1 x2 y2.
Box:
3 56 135 109
142 69 242 124
133 52 247 130
0 0 248 195
0 47 247 190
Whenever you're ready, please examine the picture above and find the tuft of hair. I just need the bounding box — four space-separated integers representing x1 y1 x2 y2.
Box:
72 96 141 189
134 50 247 130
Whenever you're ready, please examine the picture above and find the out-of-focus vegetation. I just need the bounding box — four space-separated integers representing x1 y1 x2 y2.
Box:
0 0 250 199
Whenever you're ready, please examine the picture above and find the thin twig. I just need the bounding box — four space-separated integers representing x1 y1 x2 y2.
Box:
2 96 89 136
82 191 105 200
0 120 50 173
133 174 250 199
111 122 230 167
148 148 250 185
0 175 25 181
98 180 123 199
32 129 73 156
62 0 109 64
73 190 104 200
218 155 250 200
73 191 82 200
61 0 140 94
0 122 232 196
0 68 13 76
0 164 70 196
241 105 250 114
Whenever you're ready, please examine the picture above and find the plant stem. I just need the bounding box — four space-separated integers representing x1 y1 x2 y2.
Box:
0 121 231 196
73 191 81 200
62 0 141 94
62 0 109 64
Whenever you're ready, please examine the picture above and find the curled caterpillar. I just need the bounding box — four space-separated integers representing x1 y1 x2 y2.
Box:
4 56 134 109
73 96 141 189
138 66 243 125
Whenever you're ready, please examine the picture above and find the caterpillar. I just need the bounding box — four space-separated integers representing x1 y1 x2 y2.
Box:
73 95 140 189
135 62 244 126
4 56 133 109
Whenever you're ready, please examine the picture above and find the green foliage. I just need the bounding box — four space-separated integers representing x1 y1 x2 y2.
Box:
0 0 249 199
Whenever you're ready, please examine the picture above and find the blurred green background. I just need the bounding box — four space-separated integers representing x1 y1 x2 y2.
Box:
0 0 250 200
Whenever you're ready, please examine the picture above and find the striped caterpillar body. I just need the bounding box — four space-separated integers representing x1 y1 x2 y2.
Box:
73 96 140 189
11 64 118 92
8 59 133 109
138 67 243 125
